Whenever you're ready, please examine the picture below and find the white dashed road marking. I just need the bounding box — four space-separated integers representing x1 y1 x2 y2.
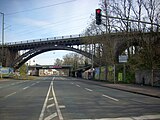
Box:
5 92 17 98
76 84 81 87
85 88 93 92
102 94 119 102
23 86 30 90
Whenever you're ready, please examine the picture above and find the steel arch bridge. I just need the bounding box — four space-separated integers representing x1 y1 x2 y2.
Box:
11 45 99 69
3 34 101 69
1 32 160 69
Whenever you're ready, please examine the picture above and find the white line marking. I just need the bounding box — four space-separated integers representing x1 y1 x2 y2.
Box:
71 82 74 84
44 112 57 120
85 88 93 92
31 83 36 86
48 97 54 101
47 103 55 108
39 82 52 120
102 94 119 102
59 105 66 109
5 92 17 98
11 83 15 85
52 78 64 120
72 114 160 120
133 114 160 120
76 84 80 87
23 86 29 90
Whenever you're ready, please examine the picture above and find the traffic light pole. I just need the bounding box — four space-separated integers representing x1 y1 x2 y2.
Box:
101 14 160 27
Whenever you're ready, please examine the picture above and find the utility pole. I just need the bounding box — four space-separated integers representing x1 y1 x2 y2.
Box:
0 12 4 65
0 12 4 79
104 0 109 81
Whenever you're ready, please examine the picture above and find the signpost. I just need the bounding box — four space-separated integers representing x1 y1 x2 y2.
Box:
119 55 128 82
0 62 2 79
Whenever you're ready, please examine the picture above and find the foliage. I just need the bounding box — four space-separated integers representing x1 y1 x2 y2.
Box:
125 70 135 83
83 0 160 71
54 53 87 70
19 64 27 79
19 64 27 76
54 58 63 66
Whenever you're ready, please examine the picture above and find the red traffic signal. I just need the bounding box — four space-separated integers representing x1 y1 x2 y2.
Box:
96 9 101 14
96 9 102 25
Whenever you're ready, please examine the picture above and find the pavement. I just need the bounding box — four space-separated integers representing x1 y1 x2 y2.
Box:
81 79 160 98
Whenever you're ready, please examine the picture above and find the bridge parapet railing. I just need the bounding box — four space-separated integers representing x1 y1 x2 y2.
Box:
5 34 85 45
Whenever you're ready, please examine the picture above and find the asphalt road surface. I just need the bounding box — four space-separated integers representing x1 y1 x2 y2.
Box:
0 76 160 120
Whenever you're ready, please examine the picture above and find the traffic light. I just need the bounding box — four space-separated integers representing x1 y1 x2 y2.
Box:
96 9 102 25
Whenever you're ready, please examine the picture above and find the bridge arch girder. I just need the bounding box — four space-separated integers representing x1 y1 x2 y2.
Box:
115 39 140 63
11 45 98 69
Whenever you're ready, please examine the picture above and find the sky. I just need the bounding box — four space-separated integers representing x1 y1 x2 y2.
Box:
0 0 100 65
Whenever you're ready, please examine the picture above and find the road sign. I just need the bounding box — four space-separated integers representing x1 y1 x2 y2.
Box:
119 55 128 63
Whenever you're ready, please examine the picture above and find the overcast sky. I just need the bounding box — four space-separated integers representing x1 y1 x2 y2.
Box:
0 0 100 65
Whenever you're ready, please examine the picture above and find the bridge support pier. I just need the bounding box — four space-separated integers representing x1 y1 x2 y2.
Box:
4 48 18 67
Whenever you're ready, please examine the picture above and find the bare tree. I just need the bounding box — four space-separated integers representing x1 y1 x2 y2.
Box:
54 58 63 66
84 0 160 70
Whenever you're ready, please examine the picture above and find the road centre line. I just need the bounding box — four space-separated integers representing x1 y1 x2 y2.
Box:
52 78 64 120
39 82 52 120
5 92 17 98
85 88 93 92
102 94 119 102
39 77 64 120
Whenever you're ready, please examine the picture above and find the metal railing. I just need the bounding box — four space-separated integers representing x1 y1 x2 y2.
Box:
3 31 156 46
5 34 86 45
